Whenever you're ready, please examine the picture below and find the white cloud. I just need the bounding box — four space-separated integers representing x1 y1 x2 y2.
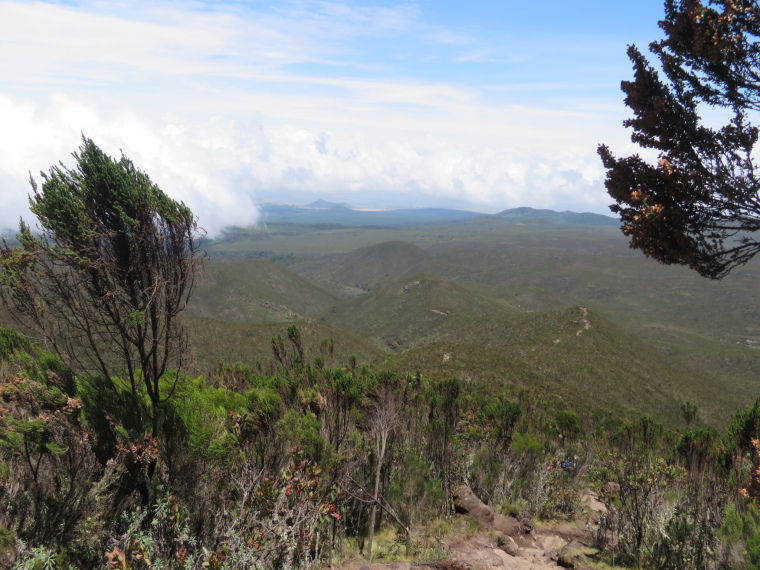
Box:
0 94 261 236
0 91 618 235
0 0 640 235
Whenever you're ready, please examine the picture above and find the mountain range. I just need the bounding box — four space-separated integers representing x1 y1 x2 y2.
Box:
255 201 619 227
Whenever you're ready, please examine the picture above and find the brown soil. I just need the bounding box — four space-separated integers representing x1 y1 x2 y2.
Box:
333 519 602 570
331 489 608 570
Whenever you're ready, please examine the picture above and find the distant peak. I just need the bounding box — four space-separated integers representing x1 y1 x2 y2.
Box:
501 207 536 215
305 199 338 209
305 199 354 210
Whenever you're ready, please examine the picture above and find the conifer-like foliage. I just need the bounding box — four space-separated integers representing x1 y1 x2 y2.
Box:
0 137 204 434
598 0 760 279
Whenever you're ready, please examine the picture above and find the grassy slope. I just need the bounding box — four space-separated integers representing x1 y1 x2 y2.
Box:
325 273 505 350
292 240 433 297
3 214 755 429
382 307 733 427
184 317 384 376
185 258 339 323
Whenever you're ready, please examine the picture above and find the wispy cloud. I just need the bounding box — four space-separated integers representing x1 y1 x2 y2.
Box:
450 50 527 64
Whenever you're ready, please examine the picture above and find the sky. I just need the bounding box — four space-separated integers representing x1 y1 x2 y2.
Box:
0 0 668 235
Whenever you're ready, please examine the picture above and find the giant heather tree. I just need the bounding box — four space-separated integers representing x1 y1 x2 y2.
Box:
599 0 760 279
0 137 203 434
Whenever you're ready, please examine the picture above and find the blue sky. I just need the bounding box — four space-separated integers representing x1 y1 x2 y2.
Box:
0 0 666 234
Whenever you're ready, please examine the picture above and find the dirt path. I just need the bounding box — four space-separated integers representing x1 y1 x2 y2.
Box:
443 525 590 569
336 518 601 570
334 486 607 570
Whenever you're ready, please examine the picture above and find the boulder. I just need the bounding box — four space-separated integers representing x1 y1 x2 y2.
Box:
453 486 538 550
557 540 592 569
451 547 504 568
492 516 521 536
492 531 519 556
452 485 495 527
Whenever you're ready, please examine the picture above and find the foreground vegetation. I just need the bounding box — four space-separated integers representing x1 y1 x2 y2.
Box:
4 324 760 569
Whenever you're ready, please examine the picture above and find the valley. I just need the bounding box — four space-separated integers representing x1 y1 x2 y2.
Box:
188 210 760 427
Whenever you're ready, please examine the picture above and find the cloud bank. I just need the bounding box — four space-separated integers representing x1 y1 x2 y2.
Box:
0 0 648 235
0 92 621 236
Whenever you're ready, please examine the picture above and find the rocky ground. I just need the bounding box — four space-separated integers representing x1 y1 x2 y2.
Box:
333 486 610 570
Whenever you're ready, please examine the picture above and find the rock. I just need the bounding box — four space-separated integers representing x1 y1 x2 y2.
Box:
602 481 620 495
492 516 520 536
519 514 534 534
491 547 512 567
557 540 591 569
452 485 485 514
493 532 519 556
452 485 495 527
451 547 503 568
492 515 537 549
540 535 567 561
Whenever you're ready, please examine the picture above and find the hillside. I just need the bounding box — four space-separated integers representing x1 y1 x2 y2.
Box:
496 207 619 226
251 202 620 228
196 217 760 428
325 273 505 351
5 203 760 568
185 258 339 323
382 307 735 427
184 317 384 375
5 211 757 429
292 240 433 296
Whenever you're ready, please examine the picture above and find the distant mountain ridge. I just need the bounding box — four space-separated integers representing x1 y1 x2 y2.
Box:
495 207 619 226
259 202 480 226
305 199 350 209
257 202 618 227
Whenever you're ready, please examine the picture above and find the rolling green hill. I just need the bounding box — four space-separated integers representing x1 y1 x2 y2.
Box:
325 273 505 350
4 209 758 429
291 240 433 296
195 217 760 428
495 207 619 226
185 258 339 323
382 307 734 427
251 202 620 228
184 317 384 376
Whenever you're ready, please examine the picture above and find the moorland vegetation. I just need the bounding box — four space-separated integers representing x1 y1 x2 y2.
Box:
5 1 760 568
